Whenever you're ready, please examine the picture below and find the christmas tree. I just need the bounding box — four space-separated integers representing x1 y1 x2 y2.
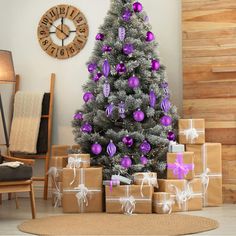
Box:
72 0 178 180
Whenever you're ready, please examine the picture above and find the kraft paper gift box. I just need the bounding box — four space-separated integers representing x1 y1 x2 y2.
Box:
178 119 205 144
153 192 174 214
66 153 90 169
52 181 63 207
186 143 222 206
158 179 202 212
168 141 185 153
62 167 103 213
105 185 153 214
167 152 195 180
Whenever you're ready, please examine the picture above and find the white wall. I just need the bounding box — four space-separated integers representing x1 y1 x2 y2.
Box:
0 0 182 146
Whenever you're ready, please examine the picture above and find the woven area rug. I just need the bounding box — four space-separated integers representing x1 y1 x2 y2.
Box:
18 213 218 235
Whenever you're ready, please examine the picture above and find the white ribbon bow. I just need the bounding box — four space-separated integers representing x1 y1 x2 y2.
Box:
199 168 210 194
140 173 157 197
53 189 62 208
75 184 89 207
47 167 59 179
120 196 136 215
162 199 174 214
68 157 83 185
183 128 199 143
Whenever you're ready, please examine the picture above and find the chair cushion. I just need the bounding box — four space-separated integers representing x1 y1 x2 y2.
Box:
0 165 32 181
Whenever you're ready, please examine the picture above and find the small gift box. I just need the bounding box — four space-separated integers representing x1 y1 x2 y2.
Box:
103 179 120 192
62 167 103 213
111 175 132 185
167 152 195 180
178 119 205 144
153 192 174 214
51 181 63 208
105 185 153 214
186 143 222 206
66 153 90 169
158 179 202 212
168 141 185 153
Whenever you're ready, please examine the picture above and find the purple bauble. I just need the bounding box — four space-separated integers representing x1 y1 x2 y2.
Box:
140 155 148 165
160 115 172 126
146 31 155 42
88 63 97 73
122 9 132 21
133 109 145 122
102 45 112 53
103 59 110 78
149 89 156 108
151 59 160 71
128 76 140 89
133 2 143 12
73 112 83 120
167 131 176 141
80 123 92 133
122 135 134 148
160 82 168 89
118 27 126 41
116 62 126 75
140 140 151 154
107 140 117 157
91 142 102 155
161 97 171 113
123 44 134 55
93 72 103 82
96 33 104 41
83 92 94 103
121 156 132 169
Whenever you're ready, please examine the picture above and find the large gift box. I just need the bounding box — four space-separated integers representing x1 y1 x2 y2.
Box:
158 179 202 212
66 153 90 169
50 156 69 182
153 192 174 214
178 119 205 144
186 143 222 206
62 167 103 213
105 185 153 214
167 152 194 180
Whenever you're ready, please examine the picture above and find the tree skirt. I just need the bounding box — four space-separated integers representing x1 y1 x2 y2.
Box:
18 213 218 235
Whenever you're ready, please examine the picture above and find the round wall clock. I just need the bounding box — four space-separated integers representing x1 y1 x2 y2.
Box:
37 4 89 59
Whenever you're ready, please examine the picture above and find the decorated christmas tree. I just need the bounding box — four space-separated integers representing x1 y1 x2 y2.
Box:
72 0 178 180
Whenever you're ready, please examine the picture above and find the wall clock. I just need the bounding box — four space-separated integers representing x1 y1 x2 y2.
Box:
37 4 89 59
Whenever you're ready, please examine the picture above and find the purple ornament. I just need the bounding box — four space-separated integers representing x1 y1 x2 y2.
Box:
118 27 126 41
133 2 143 12
146 31 155 42
103 80 110 98
88 63 97 73
128 76 140 89
80 123 92 133
123 44 134 55
140 155 148 165
73 112 83 120
151 59 160 71
119 102 126 119
122 9 132 21
140 140 151 154
167 131 176 141
133 109 145 122
161 98 171 113
160 82 169 96
121 156 132 169
122 135 134 148
83 92 94 103
103 59 110 78
116 62 126 75
149 89 156 108
93 72 102 82
96 33 104 41
91 143 102 155
160 115 172 126
106 103 114 117
102 45 112 53
107 140 117 157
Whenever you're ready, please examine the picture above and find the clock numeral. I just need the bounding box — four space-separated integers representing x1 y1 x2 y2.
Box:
45 7 58 21
57 5 69 18
39 37 52 51
66 43 79 58
57 46 69 59
77 25 88 38
67 6 80 20
40 16 51 27
73 13 86 26
49 10 56 18
46 43 58 58
42 39 49 46
37 26 50 39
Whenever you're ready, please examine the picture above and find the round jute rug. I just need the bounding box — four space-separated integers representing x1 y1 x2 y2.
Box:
18 213 218 236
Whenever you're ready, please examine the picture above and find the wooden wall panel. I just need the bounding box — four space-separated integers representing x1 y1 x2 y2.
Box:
183 0 236 203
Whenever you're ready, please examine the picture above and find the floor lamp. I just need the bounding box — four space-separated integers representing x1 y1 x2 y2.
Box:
0 50 15 153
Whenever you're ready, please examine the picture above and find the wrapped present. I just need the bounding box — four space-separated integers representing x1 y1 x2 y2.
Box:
158 179 202 212
66 153 90 169
167 152 194 180
186 143 222 206
51 181 63 208
111 175 132 185
103 179 120 192
168 141 185 153
62 167 103 213
153 192 174 214
178 119 205 144
105 185 153 214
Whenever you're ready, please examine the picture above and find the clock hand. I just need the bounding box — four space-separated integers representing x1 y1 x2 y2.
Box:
50 22 69 38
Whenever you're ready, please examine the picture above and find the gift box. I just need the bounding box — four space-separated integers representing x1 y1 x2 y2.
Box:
62 167 103 213
167 152 195 180
105 185 153 214
168 141 185 153
111 175 132 185
66 153 90 169
52 181 63 208
153 192 174 214
186 143 222 206
179 119 205 144
158 179 202 212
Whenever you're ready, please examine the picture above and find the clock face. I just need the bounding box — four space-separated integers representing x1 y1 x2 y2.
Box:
37 4 89 59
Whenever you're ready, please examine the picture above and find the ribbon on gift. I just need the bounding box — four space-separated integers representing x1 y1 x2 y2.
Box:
52 188 62 208
103 179 120 192
167 153 194 179
75 184 89 207
153 193 174 214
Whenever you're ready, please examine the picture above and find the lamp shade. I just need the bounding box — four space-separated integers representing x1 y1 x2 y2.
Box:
0 50 15 82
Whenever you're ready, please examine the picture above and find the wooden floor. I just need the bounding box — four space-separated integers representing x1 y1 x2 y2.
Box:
0 198 235 235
